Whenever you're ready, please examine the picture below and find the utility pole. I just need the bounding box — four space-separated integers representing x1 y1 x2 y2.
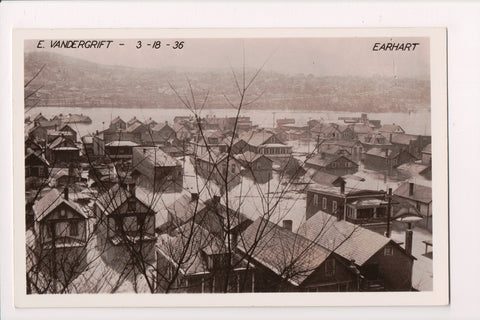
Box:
386 188 392 238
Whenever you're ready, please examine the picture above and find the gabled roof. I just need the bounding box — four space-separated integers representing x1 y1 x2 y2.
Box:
152 122 174 133
111 116 125 125
144 118 158 126
234 151 271 164
238 218 332 286
240 130 282 147
306 153 357 168
32 188 87 221
304 168 345 187
49 136 78 150
133 146 181 168
96 184 154 216
378 124 405 134
297 210 395 266
127 117 142 126
165 193 206 224
393 182 432 204
391 133 419 145
126 122 148 133
365 147 400 159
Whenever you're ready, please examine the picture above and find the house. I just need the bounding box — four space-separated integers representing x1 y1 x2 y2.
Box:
110 116 126 130
378 123 405 135
58 124 78 142
311 123 342 140
350 123 373 138
305 181 387 228
25 150 49 178
305 153 359 176
421 144 432 165
156 222 256 293
131 146 183 192
32 188 88 250
390 133 431 158
234 151 273 182
81 133 105 157
125 122 148 143
194 151 242 187
393 182 432 231
240 130 292 157
364 148 416 170
145 122 179 146
33 113 48 125
165 193 207 229
101 126 139 144
303 169 345 187
237 218 361 292
46 136 80 164
25 137 44 155
104 140 138 161
337 125 355 140
28 125 48 142
46 130 76 144
298 210 415 291
95 183 156 246
317 143 352 157
318 140 364 160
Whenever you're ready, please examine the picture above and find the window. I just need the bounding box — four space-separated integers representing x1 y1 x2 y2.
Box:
313 194 319 206
322 197 327 210
325 259 336 276
333 201 338 213
69 221 78 236
127 198 136 212
384 246 394 256
60 209 66 217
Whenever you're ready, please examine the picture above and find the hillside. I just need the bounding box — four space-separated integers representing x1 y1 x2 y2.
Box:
24 51 430 113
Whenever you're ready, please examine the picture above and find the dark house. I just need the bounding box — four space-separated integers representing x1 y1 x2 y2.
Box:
131 146 183 192
25 150 49 179
234 151 273 183
110 116 127 130
237 218 361 292
104 140 139 161
364 148 416 170
390 134 431 159
46 136 80 164
393 182 432 231
305 153 359 176
95 183 156 246
298 210 415 291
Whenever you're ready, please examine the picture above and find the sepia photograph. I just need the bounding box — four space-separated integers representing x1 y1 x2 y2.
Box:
12 28 448 307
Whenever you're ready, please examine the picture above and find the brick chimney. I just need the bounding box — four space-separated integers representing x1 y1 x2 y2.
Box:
409 182 414 196
282 220 293 232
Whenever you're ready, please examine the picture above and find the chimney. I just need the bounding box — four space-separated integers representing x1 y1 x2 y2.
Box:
340 181 346 194
63 187 69 201
389 133 392 143
191 193 199 202
409 182 414 196
283 220 293 232
405 228 413 256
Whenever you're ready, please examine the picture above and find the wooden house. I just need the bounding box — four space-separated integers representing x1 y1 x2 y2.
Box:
305 153 358 176
240 130 292 157
144 122 179 146
109 116 126 130
25 150 49 179
131 146 183 192
46 136 80 164
104 140 138 161
237 218 361 292
364 148 416 170
298 210 415 291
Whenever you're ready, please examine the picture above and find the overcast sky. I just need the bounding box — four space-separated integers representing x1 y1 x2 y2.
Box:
25 37 430 79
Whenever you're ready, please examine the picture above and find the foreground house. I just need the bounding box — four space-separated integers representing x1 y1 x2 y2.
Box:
298 210 415 291
237 218 361 292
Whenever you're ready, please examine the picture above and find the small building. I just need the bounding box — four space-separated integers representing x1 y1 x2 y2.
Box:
127 116 143 127
393 182 432 231
234 151 273 182
25 150 49 178
58 124 78 142
95 183 156 246
33 188 88 250
46 136 80 164
305 153 358 176
319 140 364 160
240 130 292 157
390 133 431 159
145 122 178 146
104 140 138 161
194 151 242 187
237 218 361 292
361 133 393 151
110 116 127 130
364 148 416 170
131 146 183 192
298 210 415 291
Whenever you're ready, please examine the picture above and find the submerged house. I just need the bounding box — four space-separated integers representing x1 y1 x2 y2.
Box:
364 148 416 170
305 153 359 176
